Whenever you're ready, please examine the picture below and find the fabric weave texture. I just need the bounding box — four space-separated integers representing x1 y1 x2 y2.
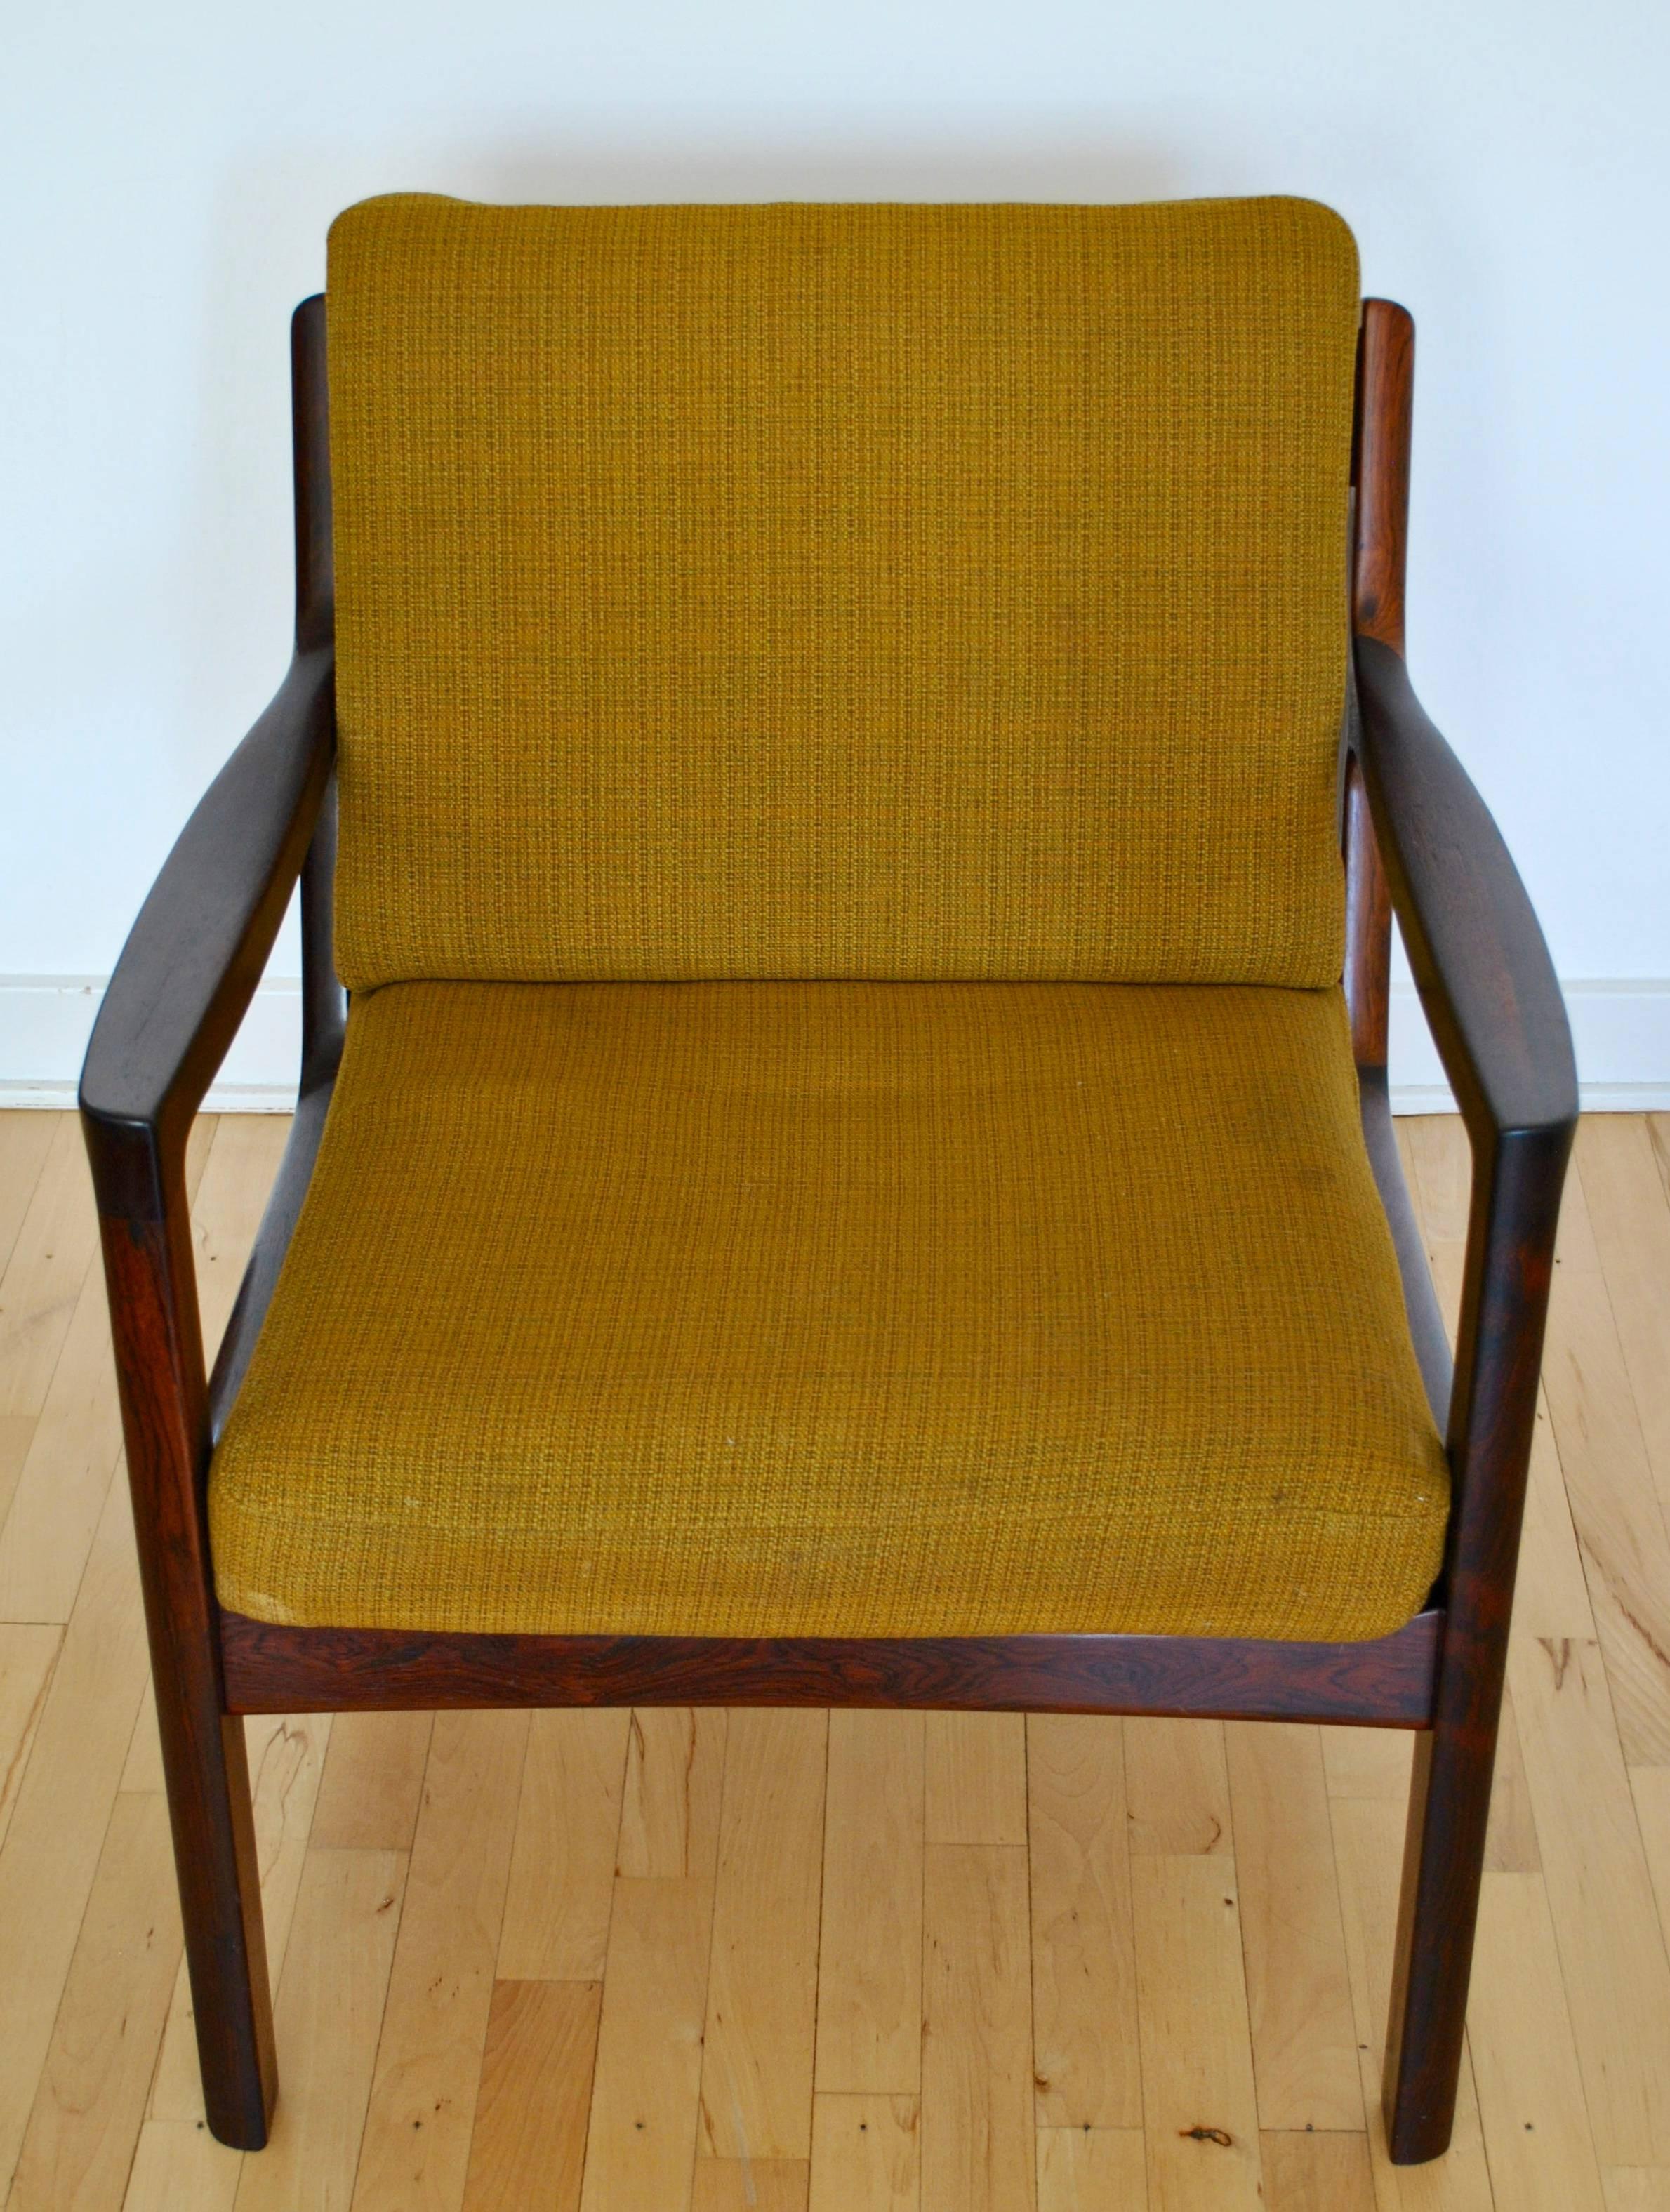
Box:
209 981 1449 1641
326 194 1360 989
208 192 1451 1644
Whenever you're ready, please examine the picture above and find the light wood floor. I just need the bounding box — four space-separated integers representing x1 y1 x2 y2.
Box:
1 1110 1669 2210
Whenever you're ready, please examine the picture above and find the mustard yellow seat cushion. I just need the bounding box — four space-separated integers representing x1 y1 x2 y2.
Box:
208 979 1448 1642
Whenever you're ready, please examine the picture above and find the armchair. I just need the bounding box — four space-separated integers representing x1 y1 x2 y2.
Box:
81 197 1575 2166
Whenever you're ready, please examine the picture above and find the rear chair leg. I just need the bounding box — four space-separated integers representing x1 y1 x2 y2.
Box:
1381 1702 1499 2162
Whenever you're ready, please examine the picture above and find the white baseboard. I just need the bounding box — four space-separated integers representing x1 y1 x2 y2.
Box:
3 973 1668 1115
0 976 302 1113
1387 979 1670 1113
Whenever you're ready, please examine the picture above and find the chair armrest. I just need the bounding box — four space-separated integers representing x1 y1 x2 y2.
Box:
1353 634 1574 1787
80 646 336 1222
1353 635 1577 1146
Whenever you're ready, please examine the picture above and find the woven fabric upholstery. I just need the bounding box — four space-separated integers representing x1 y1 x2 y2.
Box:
208 981 1447 1640
327 194 1360 991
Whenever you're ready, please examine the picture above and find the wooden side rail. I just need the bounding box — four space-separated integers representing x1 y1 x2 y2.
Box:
220 1610 1445 1724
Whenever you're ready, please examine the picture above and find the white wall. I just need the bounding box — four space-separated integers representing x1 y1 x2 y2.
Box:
4 0 1666 1106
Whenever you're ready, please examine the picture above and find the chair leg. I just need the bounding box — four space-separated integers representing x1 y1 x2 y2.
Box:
1381 1706 1498 2163
154 1688 279 2148
88 1195 280 2147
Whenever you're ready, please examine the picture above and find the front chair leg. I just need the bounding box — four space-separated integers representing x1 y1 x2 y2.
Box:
153 1686 279 2148
91 1200 279 2149
1381 1700 1499 2162
1373 1094 1572 2166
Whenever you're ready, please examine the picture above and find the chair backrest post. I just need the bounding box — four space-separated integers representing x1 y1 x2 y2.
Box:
289 295 345 1091
1344 298 1414 1068
1353 299 1414 656
291 296 333 655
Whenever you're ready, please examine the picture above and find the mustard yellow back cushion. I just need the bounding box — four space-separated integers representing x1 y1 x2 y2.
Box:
327 194 1359 987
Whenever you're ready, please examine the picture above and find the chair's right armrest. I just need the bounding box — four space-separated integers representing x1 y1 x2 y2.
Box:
80 645 336 1224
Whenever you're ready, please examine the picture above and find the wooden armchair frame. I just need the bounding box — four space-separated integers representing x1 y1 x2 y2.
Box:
80 294 1577 2165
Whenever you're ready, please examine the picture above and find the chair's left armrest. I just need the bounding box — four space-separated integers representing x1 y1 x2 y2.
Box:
80 645 336 1224
1353 635 1577 1149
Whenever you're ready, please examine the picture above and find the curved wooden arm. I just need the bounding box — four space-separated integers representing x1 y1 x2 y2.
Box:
1353 635 1576 1146
1353 628 1576 1478
79 645 336 1221
74 637 335 2148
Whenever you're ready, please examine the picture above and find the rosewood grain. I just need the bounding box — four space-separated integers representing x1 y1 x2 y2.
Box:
1381 1125 1570 2156
88 1188 277 2147
1353 300 1414 657
220 1610 1443 1724
1341 299 1409 1071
